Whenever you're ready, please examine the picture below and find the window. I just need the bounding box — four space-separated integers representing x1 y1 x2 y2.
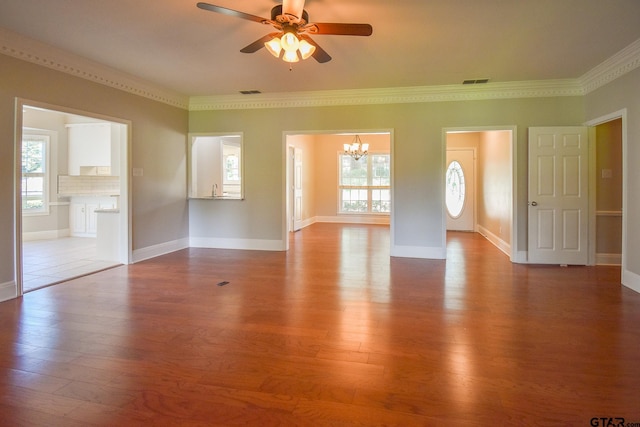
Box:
445 160 466 218
339 153 390 213
21 135 49 214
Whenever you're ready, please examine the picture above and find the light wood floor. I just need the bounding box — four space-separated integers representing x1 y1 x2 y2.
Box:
22 237 120 292
1 223 639 426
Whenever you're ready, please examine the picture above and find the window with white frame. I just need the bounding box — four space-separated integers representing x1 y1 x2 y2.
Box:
338 153 390 214
21 134 49 215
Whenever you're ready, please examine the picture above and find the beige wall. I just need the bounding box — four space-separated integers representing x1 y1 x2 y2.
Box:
189 97 585 257
595 119 623 256
479 131 512 244
0 53 189 299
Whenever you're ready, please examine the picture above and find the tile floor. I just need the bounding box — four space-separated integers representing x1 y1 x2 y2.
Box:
22 237 121 292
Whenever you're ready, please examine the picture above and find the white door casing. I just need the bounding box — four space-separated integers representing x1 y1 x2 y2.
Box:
528 126 588 265
292 147 303 231
446 149 475 231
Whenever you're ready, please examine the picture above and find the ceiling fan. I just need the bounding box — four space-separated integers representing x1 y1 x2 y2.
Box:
196 0 373 64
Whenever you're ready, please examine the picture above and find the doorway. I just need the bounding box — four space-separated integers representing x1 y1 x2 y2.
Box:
590 117 624 266
16 101 131 294
283 131 393 250
444 127 517 261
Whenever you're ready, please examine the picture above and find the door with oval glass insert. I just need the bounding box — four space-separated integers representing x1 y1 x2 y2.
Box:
446 149 475 231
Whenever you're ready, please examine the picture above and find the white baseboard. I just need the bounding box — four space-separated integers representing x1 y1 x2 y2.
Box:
189 237 286 251
22 228 70 241
296 217 316 229
315 215 390 225
512 250 528 264
622 268 640 294
0 281 17 302
477 225 511 258
596 253 622 266
391 244 446 259
132 238 190 263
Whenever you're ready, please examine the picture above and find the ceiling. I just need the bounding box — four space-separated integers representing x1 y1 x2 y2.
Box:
1 0 640 98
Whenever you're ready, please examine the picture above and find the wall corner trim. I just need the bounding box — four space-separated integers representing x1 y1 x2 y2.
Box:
188 80 585 111
132 238 190 263
0 281 17 303
622 269 640 295
390 244 446 260
189 237 286 251
580 38 640 94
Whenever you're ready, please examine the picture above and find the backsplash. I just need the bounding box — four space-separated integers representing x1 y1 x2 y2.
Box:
58 175 120 196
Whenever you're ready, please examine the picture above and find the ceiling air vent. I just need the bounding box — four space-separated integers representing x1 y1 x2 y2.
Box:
239 90 261 94
462 79 490 85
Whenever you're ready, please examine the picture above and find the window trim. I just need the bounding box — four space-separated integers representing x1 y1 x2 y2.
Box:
21 134 50 216
338 151 391 215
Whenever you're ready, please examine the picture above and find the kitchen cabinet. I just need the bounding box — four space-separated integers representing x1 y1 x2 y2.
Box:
70 196 116 237
66 122 120 176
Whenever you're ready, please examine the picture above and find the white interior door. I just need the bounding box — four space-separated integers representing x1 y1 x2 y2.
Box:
292 147 303 231
446 149 475 231
528 126 588 265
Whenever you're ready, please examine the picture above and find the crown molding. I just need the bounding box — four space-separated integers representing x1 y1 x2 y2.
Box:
189 79 585 111
0 27 189 110
579 38 640 94
2 25 638 112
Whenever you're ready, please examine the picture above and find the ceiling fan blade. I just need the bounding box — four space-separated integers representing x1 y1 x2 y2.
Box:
306 23 373 36
282 0 306 21
240 33 280 53
299 35 331 63
196 2 267 24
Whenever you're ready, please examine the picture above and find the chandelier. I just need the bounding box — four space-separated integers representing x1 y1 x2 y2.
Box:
343 135 369 161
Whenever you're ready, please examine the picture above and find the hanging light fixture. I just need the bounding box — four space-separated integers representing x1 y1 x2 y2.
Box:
264 26 316 63
344 135 369 161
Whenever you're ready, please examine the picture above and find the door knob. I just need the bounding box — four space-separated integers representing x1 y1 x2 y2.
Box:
530 201 538 206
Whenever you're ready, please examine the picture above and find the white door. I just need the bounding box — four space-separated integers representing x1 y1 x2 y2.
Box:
446 149 475 231
528 126 588 265
292 147 303 231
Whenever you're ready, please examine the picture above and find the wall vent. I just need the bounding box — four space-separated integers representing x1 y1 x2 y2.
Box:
462 79 490 85
239 90 261 94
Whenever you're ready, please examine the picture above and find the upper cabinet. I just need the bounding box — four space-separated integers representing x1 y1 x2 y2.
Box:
188 134 243 200
66 123 120 176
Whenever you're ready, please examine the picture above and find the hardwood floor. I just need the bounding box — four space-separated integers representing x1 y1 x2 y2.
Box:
1 223 639 426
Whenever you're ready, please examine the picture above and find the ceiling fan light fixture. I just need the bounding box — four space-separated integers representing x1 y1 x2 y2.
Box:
298 39 316 59
197 2 373 65
282 49 300 63
265 37 282 58
280 31 300 52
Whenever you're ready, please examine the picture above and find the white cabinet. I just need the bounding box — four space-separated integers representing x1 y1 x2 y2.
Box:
96 209 120 261
70 197 115 237
66 123 120 176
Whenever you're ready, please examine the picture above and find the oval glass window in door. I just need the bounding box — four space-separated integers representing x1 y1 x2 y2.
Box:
446 160 466 218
